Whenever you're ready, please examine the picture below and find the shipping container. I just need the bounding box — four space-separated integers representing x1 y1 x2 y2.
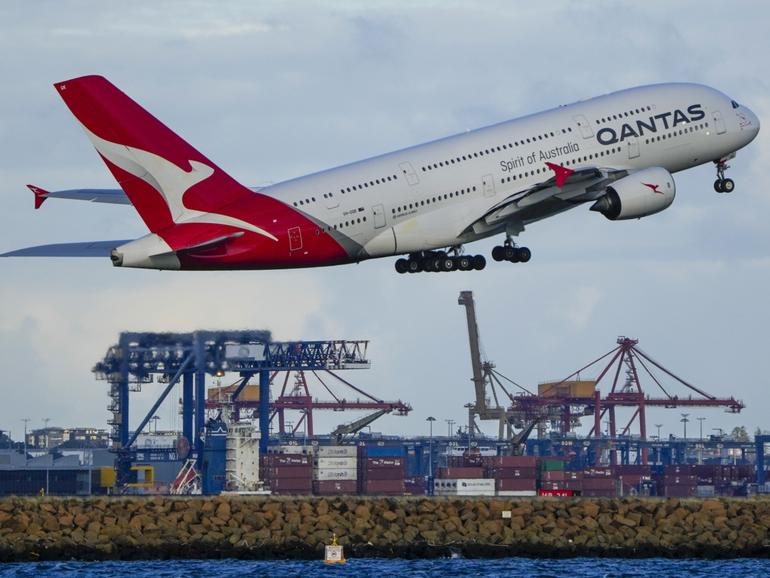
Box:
495 478 537 491
315 457 357 469
363 457 404 469
404 477 426 495
582 477 616 491
696 485 716 497
539 459 565 471
583 467 613 478
362 446 406 458
268 478 313 491
537 380 596 398
564 470 583 480
538 489 575 497
437 467 484 479
362 467 407 481
581 489 616 497
487 467 538 479
313 468 357 481
317 446 358 458
664 464 698 475
272 445 313 455
313 480 357 495
612 465 651 476
496 490 537 497
482 455 537 468
261 454 311 466
261 465 313 479
540 471 566 482
663 475 698 486
663 485 696 498
434 478 496 496
361 479 405 494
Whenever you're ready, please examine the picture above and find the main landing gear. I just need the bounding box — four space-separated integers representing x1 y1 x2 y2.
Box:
394 250 486 273
713 159 735 193
491 237 531 264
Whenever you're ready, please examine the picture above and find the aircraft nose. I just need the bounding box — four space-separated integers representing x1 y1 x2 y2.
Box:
742 105 760 140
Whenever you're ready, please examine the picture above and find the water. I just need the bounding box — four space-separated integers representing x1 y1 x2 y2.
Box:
1 558 769 577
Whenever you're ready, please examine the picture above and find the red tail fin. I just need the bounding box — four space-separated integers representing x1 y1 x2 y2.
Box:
54 76 253 233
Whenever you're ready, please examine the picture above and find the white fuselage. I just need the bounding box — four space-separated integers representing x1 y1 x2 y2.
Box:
261 83 759 258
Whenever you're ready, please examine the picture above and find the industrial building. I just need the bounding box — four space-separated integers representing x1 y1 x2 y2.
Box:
0 292 767 498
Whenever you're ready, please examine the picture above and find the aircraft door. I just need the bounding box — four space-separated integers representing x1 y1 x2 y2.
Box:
482 174 496 197
288 226 303 251
573 114 594 139
627 137 640 159
372 204 387 229
713 110 727 134
399 161 420 185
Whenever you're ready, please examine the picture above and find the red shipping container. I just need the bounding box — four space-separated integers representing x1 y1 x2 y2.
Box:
261 466 313 479
261 454 311 466
269 478 313 491
482 455 538 468
363 467 404 481
582 478 615 490
363 457 405 468
313 480 357 495
540 471 566 482
362 479 405 494
564 471 583 480
496 478 537 491
613 465 651 476
581 489 616 497
663 485 696 498
562 479 584 491
487 467 538 479
437 467 484 479
664 464 697 475
663 475 698 486
538 489 574 497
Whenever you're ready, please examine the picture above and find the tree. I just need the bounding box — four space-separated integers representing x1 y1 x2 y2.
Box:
731 425 750 442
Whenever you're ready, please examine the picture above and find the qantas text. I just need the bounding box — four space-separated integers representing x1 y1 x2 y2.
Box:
595 104 705 145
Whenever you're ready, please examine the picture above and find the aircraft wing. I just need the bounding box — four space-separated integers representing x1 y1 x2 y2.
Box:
0 240 131 257
28 184 130 209
465 164 627 235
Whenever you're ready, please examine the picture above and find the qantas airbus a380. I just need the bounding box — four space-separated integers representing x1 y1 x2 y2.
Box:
2 75 759 273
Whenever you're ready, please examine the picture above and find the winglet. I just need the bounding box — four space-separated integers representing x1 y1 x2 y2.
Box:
27 184 50 209
545 162 575 188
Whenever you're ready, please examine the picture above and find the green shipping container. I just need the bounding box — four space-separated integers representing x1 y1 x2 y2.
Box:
540 459 565 471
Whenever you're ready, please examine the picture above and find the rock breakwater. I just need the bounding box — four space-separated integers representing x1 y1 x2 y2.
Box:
0 496 768 561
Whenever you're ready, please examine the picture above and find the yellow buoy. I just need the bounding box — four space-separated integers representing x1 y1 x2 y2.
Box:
324 534 347 564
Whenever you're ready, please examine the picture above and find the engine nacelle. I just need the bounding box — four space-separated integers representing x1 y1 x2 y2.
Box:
590 167 676 220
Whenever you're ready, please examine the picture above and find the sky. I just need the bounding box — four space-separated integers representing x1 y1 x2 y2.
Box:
0 0 768 444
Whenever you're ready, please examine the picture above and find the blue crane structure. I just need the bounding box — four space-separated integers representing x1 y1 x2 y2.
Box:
93 330 371 485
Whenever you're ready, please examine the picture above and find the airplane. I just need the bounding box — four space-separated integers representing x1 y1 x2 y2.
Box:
1 75 759 273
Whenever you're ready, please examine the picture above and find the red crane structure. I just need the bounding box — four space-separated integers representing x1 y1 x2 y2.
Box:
509 336 744 464
207 369 411 437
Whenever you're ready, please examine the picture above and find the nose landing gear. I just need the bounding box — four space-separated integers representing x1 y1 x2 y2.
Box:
713 159 735 193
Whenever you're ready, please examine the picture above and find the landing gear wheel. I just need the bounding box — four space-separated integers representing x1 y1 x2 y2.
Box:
407 259 422 273
492 246 505 262
516 247 532 263
503 246 517 261
458 256 472 271
722 178 735 193
440 257 456 272
714 179 724 193
395 258 408 274
472 255 486 270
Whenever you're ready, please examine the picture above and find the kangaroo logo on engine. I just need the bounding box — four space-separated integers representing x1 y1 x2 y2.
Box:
596 104 705 145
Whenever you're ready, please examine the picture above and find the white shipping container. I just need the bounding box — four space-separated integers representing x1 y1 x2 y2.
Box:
496 490 538 497
313 467 358 481
315 457 357 469
275 445 313 455
317 446 358 457
433 478 496 496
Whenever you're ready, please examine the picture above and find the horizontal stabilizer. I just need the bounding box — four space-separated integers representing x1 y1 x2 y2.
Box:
1 240 132 258
28 184 130 207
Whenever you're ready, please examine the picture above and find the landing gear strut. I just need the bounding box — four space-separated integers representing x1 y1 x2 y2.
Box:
492 236 531 264
394 249 486 274
713 159 735 193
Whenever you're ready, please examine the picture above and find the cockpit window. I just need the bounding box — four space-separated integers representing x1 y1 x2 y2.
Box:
731 100 740 109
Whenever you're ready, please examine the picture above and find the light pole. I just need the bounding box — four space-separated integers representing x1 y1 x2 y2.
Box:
464 403 475 446
21 418 30 464
697 417 706 440
655 424 663 440
426 417 436 478
681 413 690 439
446 419 455 439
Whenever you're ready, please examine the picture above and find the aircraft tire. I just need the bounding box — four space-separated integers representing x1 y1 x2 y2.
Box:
472 255 486 270
395 258 409 273
517 247 532 263
714 179 724 193
492 246 505 261
722 178 735 193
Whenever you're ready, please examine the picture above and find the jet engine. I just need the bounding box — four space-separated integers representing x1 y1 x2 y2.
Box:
590 167 675 220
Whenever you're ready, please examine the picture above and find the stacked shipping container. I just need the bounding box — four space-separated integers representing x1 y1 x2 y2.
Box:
313 446 358 495
359 446 406 495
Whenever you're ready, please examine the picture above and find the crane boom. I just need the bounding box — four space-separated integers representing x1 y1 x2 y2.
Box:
458 291 487 412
